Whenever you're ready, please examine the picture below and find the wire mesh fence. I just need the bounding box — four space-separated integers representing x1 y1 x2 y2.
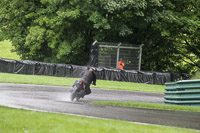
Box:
90 41 144 71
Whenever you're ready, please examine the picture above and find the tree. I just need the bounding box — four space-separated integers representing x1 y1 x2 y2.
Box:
0 0 200 74
141 0 200 74
0 0 95 64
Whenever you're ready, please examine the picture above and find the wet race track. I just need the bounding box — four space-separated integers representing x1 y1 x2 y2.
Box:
0 83 200 130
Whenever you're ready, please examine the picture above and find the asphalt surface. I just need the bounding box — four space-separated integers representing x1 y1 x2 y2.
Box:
0 83 200 130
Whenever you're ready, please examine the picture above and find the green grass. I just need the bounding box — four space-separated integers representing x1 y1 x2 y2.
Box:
0 40 20 60
0 72 78 87
0 105 198 133
96 79 165 93
0 72 165 93
92 101 200 112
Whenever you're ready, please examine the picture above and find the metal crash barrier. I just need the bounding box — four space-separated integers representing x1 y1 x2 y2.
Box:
164 80 200 106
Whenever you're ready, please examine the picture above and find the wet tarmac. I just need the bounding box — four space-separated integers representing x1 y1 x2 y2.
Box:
0 83 200 130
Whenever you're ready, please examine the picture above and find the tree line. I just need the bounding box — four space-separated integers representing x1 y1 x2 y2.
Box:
0 0 199 74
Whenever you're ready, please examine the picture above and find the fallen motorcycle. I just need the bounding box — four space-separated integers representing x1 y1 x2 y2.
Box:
70 80 85 101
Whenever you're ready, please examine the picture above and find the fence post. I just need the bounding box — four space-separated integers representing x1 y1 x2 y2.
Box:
116 43 121 69
138 44 144 71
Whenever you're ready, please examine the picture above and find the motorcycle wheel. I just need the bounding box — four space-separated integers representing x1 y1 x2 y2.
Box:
70 88 78 101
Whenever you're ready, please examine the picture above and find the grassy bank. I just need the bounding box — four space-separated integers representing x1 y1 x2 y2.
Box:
0 40 20 60
0 105 198 133
0 72 165 93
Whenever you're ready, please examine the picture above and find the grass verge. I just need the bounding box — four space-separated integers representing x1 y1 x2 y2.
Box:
92 101 200 112
0 105 198 133
0 72 165 93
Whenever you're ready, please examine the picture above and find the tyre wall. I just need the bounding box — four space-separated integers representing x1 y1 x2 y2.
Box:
0 58 187 85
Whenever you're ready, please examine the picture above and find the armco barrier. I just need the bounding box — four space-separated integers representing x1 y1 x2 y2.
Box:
164 80 200 106
0 58 186 85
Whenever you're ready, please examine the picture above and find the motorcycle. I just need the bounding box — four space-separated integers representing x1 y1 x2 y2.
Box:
70 80 85 101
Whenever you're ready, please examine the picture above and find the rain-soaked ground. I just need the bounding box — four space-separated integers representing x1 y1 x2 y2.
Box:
0 83 200 130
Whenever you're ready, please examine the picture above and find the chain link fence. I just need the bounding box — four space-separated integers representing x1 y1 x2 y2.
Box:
90 41 144 71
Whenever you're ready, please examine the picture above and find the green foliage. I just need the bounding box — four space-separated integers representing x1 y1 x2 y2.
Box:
0 0 199 74
141 0 200 74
